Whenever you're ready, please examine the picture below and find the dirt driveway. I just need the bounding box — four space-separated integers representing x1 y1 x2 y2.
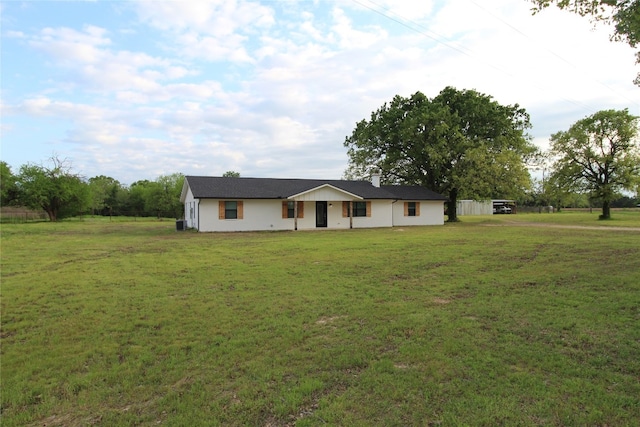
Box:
485 220 640 232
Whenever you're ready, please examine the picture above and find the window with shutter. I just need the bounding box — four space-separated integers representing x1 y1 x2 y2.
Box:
220 201 242 219
344 201 369 217
283 201 304 218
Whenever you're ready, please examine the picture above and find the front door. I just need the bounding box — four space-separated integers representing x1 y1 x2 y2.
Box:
316 201 327 228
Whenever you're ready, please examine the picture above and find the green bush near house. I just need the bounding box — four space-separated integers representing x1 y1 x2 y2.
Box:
2 212 639 426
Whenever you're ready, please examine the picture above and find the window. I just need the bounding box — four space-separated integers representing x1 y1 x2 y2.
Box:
342 201 371 217
225 201 237 219
219 201 243 219
408 202 416 216
353 202 367 217
404 202 420 217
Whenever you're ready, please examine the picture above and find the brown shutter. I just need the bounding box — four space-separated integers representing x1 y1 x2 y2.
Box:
404 202 409 216
282 201 288 219
297 201 304 218
219 201 225 219
366 201 371 217
342 201 349 217
237 201 243 219
416 202 420 216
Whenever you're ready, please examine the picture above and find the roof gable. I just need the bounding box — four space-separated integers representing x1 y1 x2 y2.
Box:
289 183 363 201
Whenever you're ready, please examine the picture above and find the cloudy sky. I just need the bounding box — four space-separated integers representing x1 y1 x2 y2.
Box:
2 0 639 184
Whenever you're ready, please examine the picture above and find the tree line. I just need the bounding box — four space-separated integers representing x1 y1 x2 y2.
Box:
2 90 638 223
1 157 185 221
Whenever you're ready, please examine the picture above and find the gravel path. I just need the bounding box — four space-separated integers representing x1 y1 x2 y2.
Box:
484 220 640 232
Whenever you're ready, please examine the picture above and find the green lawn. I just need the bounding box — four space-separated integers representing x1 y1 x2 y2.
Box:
494 209 640 227
2 213 639 426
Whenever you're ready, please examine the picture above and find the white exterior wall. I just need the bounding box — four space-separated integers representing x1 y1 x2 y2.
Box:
324 202 350 229
350 200 393 228
306 200 393 230
194 199 396 232
391 201 445 226
296 200 393 230
182 187 199 230
294 201 316 230
421 201 446 225
198 199 298 232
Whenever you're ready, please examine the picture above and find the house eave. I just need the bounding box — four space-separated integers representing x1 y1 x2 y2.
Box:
179 180 190 203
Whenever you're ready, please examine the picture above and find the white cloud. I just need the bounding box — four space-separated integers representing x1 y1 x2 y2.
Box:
174 32 254 63
133 0 275 62
22 25 205 100
376 0 435 20
6 30 25 38
298 14 325 42
330 7 387 49
263 116 316 148
134 0 274 34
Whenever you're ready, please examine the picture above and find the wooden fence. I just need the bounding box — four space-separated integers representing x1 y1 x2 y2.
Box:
0 207 49 223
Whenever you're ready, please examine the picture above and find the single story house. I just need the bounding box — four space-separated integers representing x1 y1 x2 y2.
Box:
180 174 447 232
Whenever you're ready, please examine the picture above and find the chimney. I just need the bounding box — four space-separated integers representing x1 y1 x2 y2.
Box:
371 170 381 188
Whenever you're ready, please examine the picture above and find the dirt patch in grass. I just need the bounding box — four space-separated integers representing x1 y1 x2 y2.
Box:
484 220 640 232
316 315 344 325
31 412 104 427
33 414 75 427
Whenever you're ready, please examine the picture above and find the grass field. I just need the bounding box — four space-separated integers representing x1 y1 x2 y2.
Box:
2 212 639 426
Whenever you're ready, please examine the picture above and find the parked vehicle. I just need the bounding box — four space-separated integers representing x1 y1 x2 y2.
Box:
494 205 512 214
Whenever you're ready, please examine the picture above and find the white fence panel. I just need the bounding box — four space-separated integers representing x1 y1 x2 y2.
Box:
457 200 493 216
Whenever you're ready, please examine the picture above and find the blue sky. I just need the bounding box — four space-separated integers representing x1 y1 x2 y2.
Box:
2 0 639 184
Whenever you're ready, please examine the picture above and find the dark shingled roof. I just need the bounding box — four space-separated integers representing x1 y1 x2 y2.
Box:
185 176 446 201
381 185 447 201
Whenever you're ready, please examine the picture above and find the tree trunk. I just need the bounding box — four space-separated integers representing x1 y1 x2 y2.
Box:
446 188 459 222
600 200 611 220
45 208 57 222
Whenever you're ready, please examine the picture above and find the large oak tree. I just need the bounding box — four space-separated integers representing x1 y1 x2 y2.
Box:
548 108 640 219
344 87 536 222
